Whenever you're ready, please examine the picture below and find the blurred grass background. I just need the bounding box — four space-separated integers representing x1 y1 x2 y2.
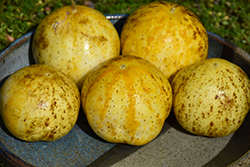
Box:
0 0 250 53
0 0 250 166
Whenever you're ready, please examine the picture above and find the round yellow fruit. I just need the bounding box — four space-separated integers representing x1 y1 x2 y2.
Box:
0 64 80 141
171 58 250 137
120 1 208 80
32 5 120 89
81 55 172 146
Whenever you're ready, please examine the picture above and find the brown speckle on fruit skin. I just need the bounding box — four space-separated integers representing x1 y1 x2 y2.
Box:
172 58 250 138
82 55 172 146
120 1 208 81
0 64 80 142
32 5 120 89
35 34 49 51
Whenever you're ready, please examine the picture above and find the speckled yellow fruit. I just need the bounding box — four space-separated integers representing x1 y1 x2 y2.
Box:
81 55 172 146
0 64 80 141
120 1 208 81
32 5 120 89
171 58 250 137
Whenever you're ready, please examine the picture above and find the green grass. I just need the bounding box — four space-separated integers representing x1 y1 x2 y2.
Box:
0 0 250 54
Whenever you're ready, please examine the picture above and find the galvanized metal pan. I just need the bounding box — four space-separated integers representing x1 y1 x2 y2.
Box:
1 14 250 167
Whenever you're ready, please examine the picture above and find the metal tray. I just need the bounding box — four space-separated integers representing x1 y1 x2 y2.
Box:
1 14 250 167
